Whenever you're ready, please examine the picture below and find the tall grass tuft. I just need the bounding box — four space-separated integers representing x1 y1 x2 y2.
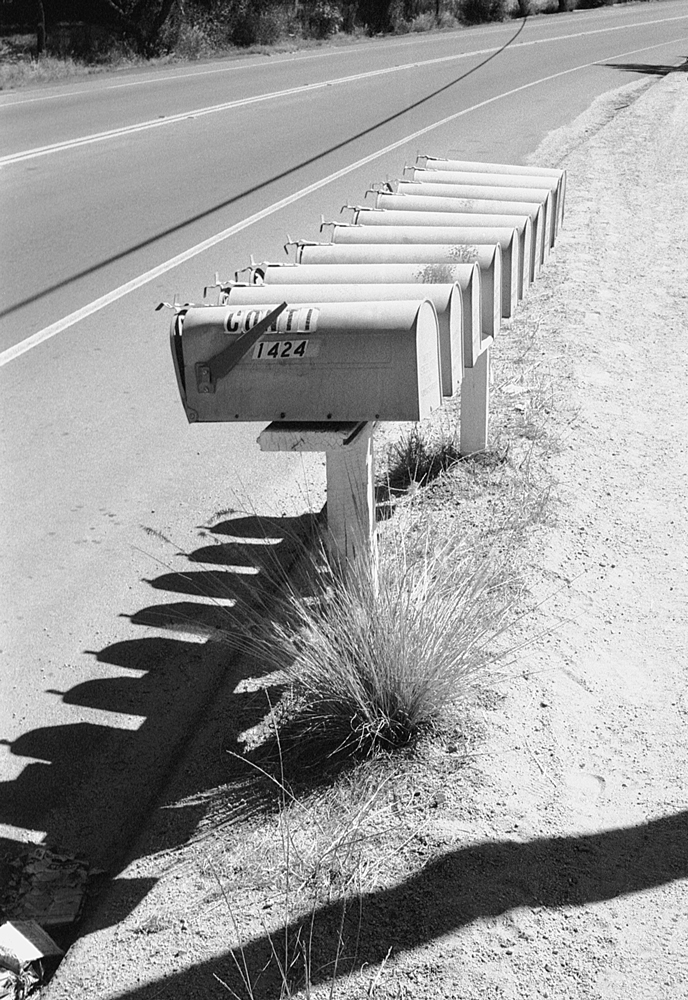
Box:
383 423 462 492
241 517 517 762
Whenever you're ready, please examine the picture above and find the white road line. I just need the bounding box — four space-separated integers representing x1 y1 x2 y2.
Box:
2 12 686 166
0 35 684 369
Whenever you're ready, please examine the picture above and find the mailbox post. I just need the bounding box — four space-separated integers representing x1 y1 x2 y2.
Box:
258 421 376 572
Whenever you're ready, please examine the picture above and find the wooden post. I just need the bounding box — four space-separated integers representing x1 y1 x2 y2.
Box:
460 345 491 456
258 421 377 574
325 422 375 569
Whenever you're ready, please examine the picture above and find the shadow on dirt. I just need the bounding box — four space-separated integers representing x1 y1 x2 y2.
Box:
89 809 688 998
0 511 319 930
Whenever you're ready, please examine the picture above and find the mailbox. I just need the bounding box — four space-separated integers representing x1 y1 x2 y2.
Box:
170 299 442 423
405 167 562 247
347 206 533 299
418 155 567 231
223 282 463 398
373 190 544 282
382 180 553 266
292 240 501 342
247 260 484 369
326 221 519 318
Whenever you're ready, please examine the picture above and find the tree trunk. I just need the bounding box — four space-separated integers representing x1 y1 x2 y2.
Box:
36 0 46 57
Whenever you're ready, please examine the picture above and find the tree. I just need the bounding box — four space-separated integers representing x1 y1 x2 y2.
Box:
99 0 178 55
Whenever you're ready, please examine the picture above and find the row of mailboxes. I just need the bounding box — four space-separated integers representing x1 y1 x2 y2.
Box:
322 223 519 320
342 207 533 301
416 155 566 232
287 241 501 342
168 152 566 430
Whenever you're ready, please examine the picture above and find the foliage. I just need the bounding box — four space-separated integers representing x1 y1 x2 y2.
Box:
235 517 516 761
459 0 507 24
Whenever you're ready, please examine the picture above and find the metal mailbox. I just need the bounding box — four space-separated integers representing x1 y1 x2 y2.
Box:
246 261 484 369
383 180 553 266
406 167 562 247
170 299 442 423
347 206 533 299
325 221 519 319
292 241 501 343
419 154 567 231
223 281 464 398
373 190 544 283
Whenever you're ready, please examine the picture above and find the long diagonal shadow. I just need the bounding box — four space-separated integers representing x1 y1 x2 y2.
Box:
90 810 688 999
1 19 528 321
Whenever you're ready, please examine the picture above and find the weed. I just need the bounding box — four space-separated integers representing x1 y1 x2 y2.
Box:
231 512 518 764
382 422 462 494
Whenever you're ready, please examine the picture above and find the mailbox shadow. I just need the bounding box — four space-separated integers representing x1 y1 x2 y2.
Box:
0 18 530 321
0 512 319 925
85 809 688 997
603 57 688 76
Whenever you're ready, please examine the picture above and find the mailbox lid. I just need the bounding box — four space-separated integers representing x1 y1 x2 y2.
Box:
420 154 565 178
252 260 479 289
407 166 559 193
330 223 518 246
352 205 531 234
395 177 552 204
296 240 498 270
223 281 463 397
177 299 443 422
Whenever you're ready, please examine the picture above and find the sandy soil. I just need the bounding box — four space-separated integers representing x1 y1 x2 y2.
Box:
42 70 688 999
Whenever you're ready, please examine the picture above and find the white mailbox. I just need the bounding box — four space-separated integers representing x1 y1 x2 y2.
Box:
405 167 561 247
374 190 544 282
385 179 554 264
326 221 519 319
170 299 442 423
417 155 567 232
248 260 484 368
223 282 463 398
348 206 533 299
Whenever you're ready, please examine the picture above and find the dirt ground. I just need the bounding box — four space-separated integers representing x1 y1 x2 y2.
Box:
42 69 687 999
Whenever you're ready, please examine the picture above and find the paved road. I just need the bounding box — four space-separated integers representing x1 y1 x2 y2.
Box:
1 2 687 868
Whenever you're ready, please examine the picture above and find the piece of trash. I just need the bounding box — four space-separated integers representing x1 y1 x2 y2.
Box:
0 920 63 974
0 963 42 1000
3 848 90 927
0 920 62 998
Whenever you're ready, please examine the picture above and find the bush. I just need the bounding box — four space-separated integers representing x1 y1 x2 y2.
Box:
304 1 344 37
459 0 508 23
257 519 515 759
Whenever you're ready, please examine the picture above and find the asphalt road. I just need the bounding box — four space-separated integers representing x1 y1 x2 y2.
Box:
1 2 687 870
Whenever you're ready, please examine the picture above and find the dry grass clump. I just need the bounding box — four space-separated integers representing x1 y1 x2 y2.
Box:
239 516 516 763
382 422 462 493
